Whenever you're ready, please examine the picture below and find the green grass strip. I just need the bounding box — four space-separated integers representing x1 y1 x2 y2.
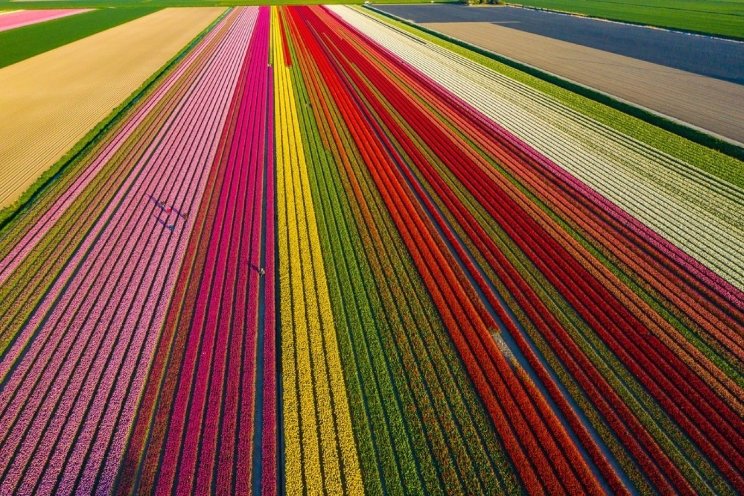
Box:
361 6 744 184
0 7 158 69
508 0 744 41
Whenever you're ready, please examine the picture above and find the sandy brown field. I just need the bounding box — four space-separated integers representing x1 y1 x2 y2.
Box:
424 21 744 144
0 7 224 209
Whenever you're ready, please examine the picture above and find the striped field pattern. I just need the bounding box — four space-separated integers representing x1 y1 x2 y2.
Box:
0 5 741 495
0 9 90 32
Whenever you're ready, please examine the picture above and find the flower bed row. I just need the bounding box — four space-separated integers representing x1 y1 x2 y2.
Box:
271 9 364 495
0 9 91 33
116 8 278 495
281 6 523 495
0 9 252 495
345 6 742 492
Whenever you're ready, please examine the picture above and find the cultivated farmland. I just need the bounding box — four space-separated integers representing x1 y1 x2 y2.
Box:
399 26 744 143
0 7 223 209
509 0 744 39
0 8 90 32
0 4 741 495
0 7 158 68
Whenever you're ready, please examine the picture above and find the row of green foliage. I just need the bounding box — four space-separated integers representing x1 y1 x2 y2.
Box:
508 0 744 40
0 7 157 68
363 6 744 188
285 15 522 495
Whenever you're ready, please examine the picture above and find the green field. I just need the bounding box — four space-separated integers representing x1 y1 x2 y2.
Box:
508 0 744 39
0 7 157 68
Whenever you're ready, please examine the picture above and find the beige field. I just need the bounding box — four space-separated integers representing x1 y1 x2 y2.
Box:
424 21 744 144
0 7 224 209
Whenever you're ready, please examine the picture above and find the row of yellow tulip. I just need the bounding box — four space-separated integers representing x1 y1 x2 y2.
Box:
272 8 364 494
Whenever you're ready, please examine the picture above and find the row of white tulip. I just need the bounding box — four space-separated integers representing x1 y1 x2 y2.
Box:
330 5 744 290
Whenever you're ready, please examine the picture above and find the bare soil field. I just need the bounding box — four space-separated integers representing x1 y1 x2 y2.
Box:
421 20 744 144
0 7 224 208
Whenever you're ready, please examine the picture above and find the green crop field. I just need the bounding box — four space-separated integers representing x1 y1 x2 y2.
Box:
509 0 744 39
0 7 157 68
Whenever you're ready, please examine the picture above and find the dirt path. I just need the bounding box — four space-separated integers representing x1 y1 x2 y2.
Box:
423 21 744 144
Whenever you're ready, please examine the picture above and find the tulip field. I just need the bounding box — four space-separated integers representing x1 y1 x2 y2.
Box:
0 9 90 32
0 4 741 495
